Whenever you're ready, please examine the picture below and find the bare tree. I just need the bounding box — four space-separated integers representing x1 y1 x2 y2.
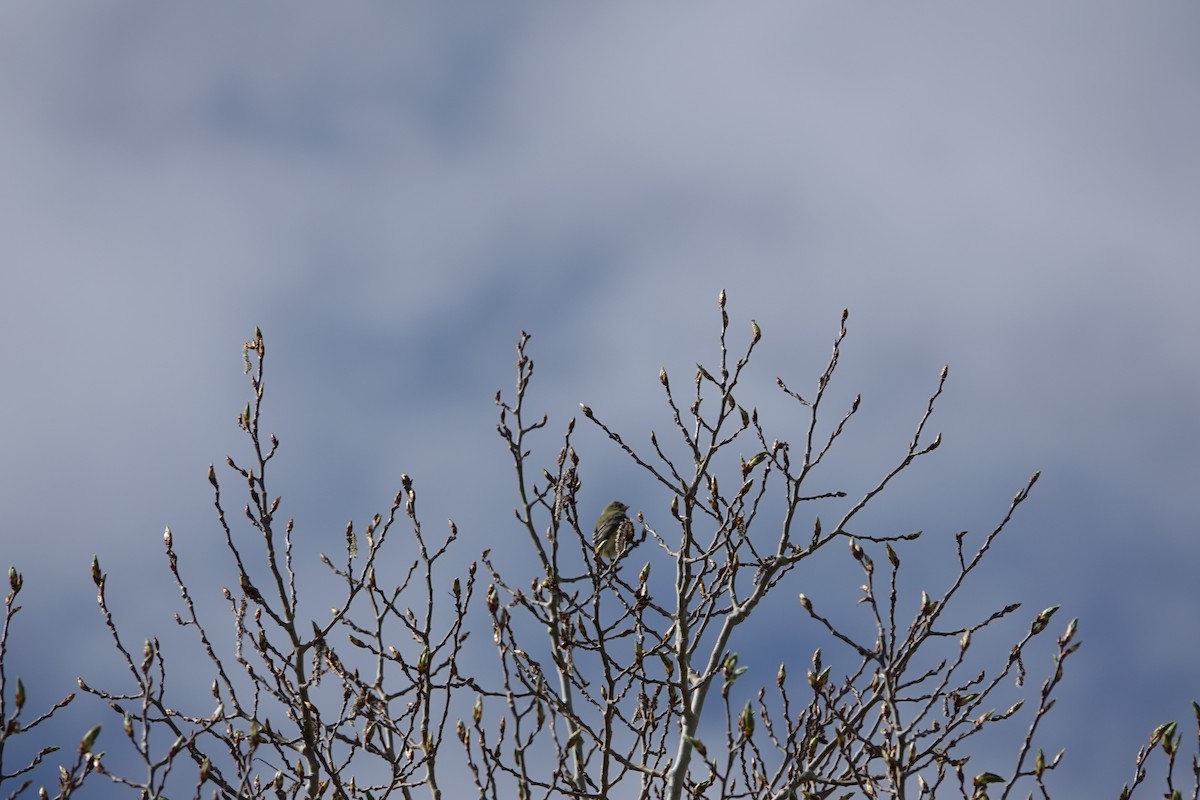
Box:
485 293 1065 800
1 569 95 799
3 292 1195 799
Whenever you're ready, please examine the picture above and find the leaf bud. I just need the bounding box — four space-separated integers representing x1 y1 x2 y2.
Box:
80 724 102 754
1031 605 1060 635
739 701 755 738
848 538 863 561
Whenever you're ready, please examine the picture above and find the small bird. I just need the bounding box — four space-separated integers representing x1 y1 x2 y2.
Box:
593 501 630 560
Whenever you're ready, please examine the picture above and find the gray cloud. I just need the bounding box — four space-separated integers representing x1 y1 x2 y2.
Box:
1 3 1197 797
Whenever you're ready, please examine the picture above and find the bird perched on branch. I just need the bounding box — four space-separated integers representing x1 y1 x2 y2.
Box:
593 501 631 560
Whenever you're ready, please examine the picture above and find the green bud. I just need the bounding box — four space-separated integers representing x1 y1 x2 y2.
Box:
739 701 755 739
1031 605 1060 635
972 772 1005 787
80 724 102 754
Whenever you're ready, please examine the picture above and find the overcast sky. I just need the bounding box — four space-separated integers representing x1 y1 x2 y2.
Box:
1 4 1197 798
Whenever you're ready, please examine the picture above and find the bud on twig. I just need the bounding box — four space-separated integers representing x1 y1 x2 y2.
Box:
79 724 102 755
1060 618 1078 646
487 584 498 615
739 701 755 739
1031 606 1060 635
141 640 155 674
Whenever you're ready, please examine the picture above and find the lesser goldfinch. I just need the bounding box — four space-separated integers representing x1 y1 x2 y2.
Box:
593 501 630 559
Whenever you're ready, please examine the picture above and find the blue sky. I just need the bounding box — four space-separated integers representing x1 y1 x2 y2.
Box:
1 4 1197 797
